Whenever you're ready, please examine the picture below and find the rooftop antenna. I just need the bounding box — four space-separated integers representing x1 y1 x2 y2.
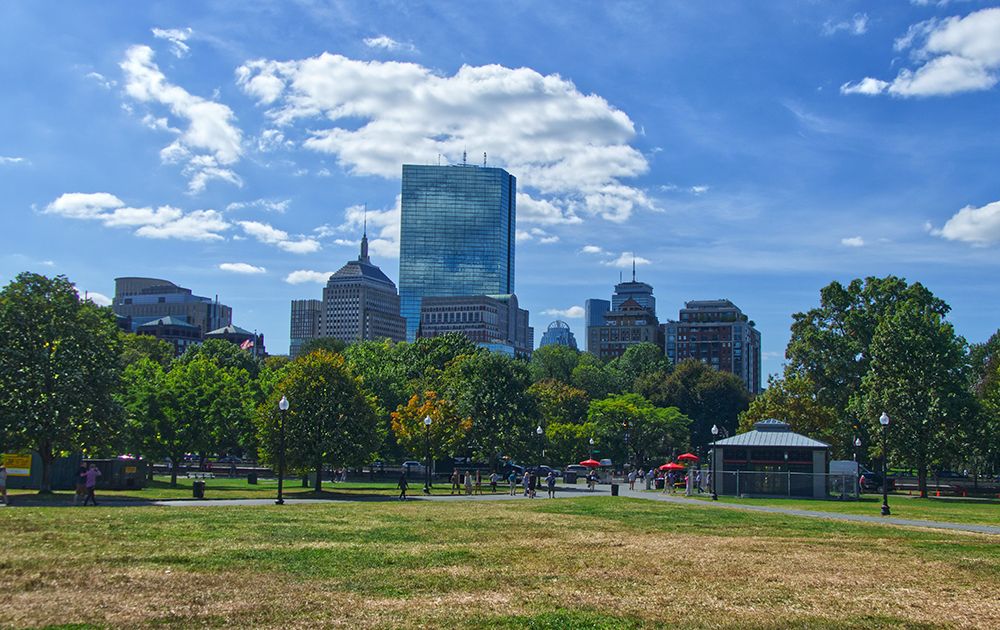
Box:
619 271 623 283
483 152 487 167
462 149 467 165
437 153 441 166
360 203 370 263
632 257 636 282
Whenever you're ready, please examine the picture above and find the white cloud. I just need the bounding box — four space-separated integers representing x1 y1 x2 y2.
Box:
237 220 321 254
0 156 27 165
601 252 651 268
690 185 709 195
257 128 293 152
516 227 560 244
141 114 179 133
285 269 334 284
236 54 653 223
542 305 586 319
226 198 290 213
121 45 243 192
581 245 605 254
932 200 1000 245
363 35 417 53
842 7 1000 97
337 199 401 259
84 71 116 89
841 236 866 247
316 167 332 177
151 27 193 58
44 192 230 241
82 291 112 306
219 262 267 274
822 13 870 36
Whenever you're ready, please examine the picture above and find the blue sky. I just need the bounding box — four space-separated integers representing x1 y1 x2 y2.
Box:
2 1 999 378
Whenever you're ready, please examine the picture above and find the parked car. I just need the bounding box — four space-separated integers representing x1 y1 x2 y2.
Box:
401 461 426 476
527 465 562 478
564 464 591 477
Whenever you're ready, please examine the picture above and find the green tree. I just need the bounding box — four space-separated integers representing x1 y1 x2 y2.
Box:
401 333 479 380
443 351 538 467
298 337 347 357
529 379 590 427
344 339 410 462
0 273 122 492
119 332 174 369
177 338 261 378
528 344 582 383
544 420 599 466
588 393 689 468
608 342 670 391
571 354 622 400
738 374 841 448
391 390 471 464
257 350 381 491
859 301 970 497
640 359 750 451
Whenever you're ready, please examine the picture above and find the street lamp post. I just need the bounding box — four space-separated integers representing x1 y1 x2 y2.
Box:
536 425 544 461
276 395 289 505
879 412 890 516
589 437 595 460
423 415 432 494
710 424 719 501
854 436 862 496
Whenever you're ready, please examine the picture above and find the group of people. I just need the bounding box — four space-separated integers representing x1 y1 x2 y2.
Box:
0 461 103 507
620 467 709 494
395 468 559 500
449 469 500 495
511 469 557 499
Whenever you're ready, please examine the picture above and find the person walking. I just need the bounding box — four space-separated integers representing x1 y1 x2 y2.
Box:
82 463 102 506
0 464 8 506
508 470 517 495
489 471 498 494
74 462 88 505
628 469 637 491
694 469 702 493
474 470 482 495
528 471 537 499
397 472 409 500
546 471 556 498
464 470 473 495
522 471 531 497
450 469 461 495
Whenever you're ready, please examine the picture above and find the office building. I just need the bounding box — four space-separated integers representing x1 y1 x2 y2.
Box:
136 316 202 356
587 298 662 361
539 320 578 350
584 299 610 353
399 163 516 341
322 231 406 344
289 299 323 358
417 294 533 357
662 299 761 394
585 269 661 360
113 277 231 335
205 324 266 358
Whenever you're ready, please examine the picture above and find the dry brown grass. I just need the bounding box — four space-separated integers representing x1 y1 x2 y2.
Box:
1 498 997 629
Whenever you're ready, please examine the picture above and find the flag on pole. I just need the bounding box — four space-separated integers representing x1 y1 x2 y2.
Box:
240 338 254 350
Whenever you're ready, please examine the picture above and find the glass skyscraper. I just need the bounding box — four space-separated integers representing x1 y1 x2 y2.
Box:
399 164 516 340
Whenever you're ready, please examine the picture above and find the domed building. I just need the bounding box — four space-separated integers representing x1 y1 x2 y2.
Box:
539 320 578 350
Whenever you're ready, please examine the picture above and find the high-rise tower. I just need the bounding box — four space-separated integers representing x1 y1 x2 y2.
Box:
398 164 516 340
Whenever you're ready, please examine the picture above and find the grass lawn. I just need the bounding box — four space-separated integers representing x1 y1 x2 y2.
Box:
1 497 997 628
678 492 1000 526
8 475 505 502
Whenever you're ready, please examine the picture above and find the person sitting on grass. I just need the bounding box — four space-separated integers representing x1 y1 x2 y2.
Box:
397 472 408 501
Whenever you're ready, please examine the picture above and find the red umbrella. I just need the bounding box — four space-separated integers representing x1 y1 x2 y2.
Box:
677 453 699 462
579 459 601 468
659 462 685 471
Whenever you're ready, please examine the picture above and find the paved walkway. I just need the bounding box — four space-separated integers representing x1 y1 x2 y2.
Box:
9 484 997 535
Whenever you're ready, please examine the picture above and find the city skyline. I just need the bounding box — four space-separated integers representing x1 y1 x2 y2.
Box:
2 2 1000 379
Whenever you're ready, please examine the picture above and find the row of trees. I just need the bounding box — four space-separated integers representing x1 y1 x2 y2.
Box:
741 276 1000 496
2 272 996 497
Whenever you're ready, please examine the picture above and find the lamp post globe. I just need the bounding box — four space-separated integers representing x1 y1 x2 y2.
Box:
275 396 289 505
710 424 719 501
854 436 862 496
879 412 890 516
423 415 432 494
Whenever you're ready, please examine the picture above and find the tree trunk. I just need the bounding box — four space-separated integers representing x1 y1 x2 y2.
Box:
38 443 54 494
314 456 322 493
917 464 928 498
170 455 179 487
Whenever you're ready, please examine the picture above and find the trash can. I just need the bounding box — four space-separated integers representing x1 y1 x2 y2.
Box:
611 483 619 496
655 478 664 490
563 471 577 484
193 480 205 498
247 472 257 485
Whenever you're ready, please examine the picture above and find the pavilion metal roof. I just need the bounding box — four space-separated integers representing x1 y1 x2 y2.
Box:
713 419 830 449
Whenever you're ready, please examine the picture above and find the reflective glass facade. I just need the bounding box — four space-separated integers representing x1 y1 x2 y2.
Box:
399 164 516 340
